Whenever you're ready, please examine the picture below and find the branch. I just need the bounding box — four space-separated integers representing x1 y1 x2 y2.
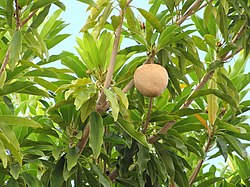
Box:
14 0 20 29
142 97 153 134
189 129 214 186
20 10 38 27
77 124 90 155
96 2 132 113
0 49 10 77
176 0 204 25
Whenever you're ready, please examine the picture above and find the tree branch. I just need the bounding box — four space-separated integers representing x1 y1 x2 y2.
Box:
20 10 38 27
77 124 90 155
96 5 129 113
176 0 204 25
14 0 20 29
142 97 153 134
0 50 10 77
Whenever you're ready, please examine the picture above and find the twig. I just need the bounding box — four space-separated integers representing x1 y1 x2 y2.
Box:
142 98 153 134
14 0 20 29
189 128 214 186
19 10 38 27
77 124 90 155
177 0 204 25
0 50 10 77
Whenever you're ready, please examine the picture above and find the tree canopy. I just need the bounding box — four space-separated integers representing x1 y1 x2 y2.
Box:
0 0 250 186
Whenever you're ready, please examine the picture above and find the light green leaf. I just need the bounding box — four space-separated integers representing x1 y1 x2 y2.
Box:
113 87 129 109
137 8 164 33
40 9 62 38
89 112 104 159
0 116 42 128
204 34 216 49
111 15 121 31
0 70 6 89
0 140 7 168
192 35 208 52
31 0 58 11
77 0 97 7
9 31 22 70
207 79 218 125
117 117 149 148
104 89 119 122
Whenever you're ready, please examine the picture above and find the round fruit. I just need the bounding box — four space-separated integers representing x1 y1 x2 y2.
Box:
134 64 168 97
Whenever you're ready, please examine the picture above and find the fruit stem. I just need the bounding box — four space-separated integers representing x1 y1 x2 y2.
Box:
142 97 153 134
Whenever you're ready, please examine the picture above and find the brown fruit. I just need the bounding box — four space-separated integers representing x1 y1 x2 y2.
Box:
134 64 168 97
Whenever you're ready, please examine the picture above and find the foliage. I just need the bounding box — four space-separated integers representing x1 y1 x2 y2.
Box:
0 0 250 186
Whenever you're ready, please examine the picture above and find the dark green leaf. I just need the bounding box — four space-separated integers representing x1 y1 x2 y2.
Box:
117 117 149 148
30 5 51 29
89 112 104 159
189 89 238 108
31 0 58 11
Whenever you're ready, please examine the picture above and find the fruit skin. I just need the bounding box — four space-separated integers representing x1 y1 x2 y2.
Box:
134 64 168 97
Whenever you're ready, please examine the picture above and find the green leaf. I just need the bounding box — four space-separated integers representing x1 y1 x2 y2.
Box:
92 164 111 187
66 147 79 171
117 117 149 148
10 163 21 180
0 70 7 89
77 0 97 7
0 140 7 168
154 142 175 179
31 0 58 11
50 156 65 187
0 81 34 96
113 87 129 109
0 116 42 128
174 108 203 117
9 30 22 70
192 35 208 52
6 0 13 28
207 79 218 125
218 4 228 40
0 125 22 165
182 0 196 15
189 89 238 108
89 112 104 159
163 0 174 13
111 15 121 31
137 8 163 33
197 177 224 187
137 144 150 175
204 34 216 49
30 5 51 29
40 9 62 38
223 134 247 158
216 137 228 161
104 89 119 122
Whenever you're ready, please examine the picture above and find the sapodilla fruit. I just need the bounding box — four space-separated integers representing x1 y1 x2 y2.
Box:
134 64 168 97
